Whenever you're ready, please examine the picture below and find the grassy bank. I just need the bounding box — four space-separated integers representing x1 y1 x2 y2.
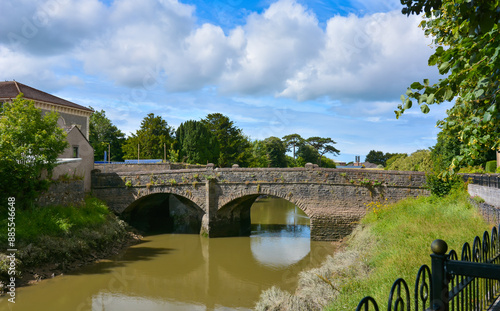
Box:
255 186 491 310
0 197 138 288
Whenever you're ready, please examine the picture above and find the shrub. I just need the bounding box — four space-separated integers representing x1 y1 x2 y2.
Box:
385 150 432 172
426 173 462 197
485 160 497 173
458 165 486 174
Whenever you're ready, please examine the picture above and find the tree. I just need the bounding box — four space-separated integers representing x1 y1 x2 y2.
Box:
305 137 340 166
176 120 219 164
398 0 500 173
282 134 304 159
297 144 320 165
263 136 287 167
385 153 408 170
201 113 250 167
321 157 337 168
431 127 495 172
122 113 174 160
385 150 433 172
89 108 125 162
365 150 385 166
365 150 400 166
249 139 269 168
0 95 68 208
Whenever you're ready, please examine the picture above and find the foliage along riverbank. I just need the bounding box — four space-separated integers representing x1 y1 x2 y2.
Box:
255 184 491 310
0 197 141 291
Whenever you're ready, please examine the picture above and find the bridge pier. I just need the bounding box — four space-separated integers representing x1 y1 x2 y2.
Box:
202 179 254 237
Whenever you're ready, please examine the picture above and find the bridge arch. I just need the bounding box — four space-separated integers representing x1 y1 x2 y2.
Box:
217 188 311 218
212 189 311 238
122 192 205 234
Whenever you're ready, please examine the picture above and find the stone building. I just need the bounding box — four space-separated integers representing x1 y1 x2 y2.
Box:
0 81 94 191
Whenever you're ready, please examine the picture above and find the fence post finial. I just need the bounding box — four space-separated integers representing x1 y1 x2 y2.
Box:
430 239 449 311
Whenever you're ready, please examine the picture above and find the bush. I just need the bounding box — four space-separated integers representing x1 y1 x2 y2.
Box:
497 166 500 173
426 173 462 197
385 150 433 172
485 160 497 173
458 165 486 174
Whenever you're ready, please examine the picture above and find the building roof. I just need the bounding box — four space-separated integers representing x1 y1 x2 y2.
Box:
0 81 92 112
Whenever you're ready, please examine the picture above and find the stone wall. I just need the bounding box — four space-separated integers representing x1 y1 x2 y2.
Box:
36 180 85 207
468 184 500 208
94 163 205 173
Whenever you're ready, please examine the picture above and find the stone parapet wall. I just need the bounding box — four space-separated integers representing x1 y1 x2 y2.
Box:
468 184 500 208
94 163 205 173
36 180 85 207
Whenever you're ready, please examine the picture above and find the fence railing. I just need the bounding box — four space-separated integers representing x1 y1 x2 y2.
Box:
356 225 500 311
461 173 500 189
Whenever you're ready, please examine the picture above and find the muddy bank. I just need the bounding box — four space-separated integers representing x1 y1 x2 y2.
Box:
0 214 142 291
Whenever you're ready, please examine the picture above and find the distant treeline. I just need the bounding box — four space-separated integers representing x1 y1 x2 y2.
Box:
90 110 340 168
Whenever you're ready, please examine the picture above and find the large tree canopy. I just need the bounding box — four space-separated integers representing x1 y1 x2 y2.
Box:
0 95 68 208
176 120 219 164
282 134 304 159
306 136 340 166
201 113 250 167
398 0 500 173
122 113 174 160
89 108 125 162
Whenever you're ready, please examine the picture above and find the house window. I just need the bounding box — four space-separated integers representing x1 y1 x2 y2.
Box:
73 146 79 158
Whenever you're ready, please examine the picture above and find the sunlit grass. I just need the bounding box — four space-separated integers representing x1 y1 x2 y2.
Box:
325 186 491 310
0 196 110 246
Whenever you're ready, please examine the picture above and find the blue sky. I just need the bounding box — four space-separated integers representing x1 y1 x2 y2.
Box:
0 0 452 163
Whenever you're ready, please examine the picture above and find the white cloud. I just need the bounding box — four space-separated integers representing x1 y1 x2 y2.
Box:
0 0 106 55
279 11 437 101
220 0 324 95
1 0 437 104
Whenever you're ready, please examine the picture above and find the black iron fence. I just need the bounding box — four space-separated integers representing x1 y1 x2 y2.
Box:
461 173 500 189
356 225 500 311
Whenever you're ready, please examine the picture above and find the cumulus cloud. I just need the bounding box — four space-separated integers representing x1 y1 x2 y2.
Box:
220 0 324 95
1 0 437 104
278 11 437 101
0 0 106 55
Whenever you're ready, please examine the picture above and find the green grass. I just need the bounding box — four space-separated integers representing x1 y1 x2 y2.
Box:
0 197 130 282
325 187 491 310
0 196 110 246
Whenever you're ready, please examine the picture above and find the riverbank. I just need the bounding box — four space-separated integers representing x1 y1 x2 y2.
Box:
255 186 491 310
0 197 142 291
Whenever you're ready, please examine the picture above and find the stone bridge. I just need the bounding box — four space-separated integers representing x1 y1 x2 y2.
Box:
91 164 428 240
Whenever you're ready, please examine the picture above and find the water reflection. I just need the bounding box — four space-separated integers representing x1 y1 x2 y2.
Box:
250 224 310 268
0 198 336 311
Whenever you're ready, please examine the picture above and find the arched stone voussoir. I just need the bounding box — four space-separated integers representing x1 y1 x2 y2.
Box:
217 187 311 218
133 185 207 213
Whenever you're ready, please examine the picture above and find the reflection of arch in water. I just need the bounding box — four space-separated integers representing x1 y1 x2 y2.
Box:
216 191 311 238
121 193 205 234
250 234 310 268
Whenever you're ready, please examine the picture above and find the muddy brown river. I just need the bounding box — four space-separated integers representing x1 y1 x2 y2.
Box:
0 198 336 311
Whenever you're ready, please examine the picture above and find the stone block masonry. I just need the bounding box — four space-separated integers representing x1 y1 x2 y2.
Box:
36 180 85 207
91 165 429 241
